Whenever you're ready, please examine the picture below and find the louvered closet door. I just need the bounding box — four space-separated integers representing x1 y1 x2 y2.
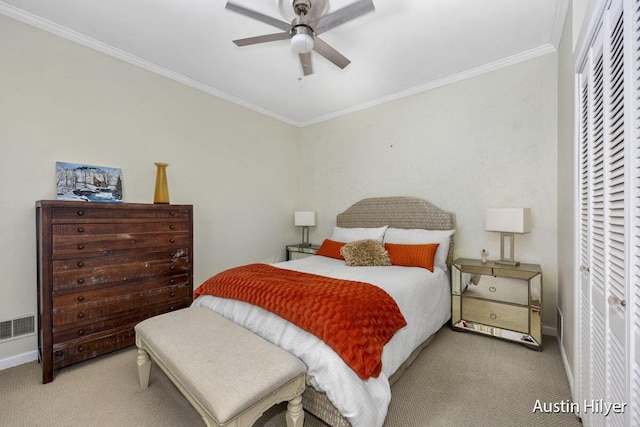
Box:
578 63 592 421
604 8 627 419
631 1 640 423
576 0 632 425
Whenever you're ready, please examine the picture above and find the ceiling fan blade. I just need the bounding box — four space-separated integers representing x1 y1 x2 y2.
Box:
233 32 291 47
314 0 375 35
225 2 291 32
299 52 313 76
313 37 351 69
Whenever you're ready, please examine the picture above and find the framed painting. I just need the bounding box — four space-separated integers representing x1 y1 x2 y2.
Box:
56 162 123 202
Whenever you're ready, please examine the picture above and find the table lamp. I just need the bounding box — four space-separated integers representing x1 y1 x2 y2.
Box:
485 208 531 266
294 211 315 247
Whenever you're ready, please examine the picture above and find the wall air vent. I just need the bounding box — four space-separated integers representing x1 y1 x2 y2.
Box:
0 315 36 342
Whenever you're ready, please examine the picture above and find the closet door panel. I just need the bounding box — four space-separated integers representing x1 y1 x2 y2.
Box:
575 1 633 425
631 1 640 424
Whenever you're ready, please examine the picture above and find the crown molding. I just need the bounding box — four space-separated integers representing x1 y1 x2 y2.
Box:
550 0 570 49
299 43 557 127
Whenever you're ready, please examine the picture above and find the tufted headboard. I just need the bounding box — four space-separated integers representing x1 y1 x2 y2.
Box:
336 197 455 269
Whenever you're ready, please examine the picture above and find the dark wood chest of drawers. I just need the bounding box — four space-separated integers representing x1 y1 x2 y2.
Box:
36 201 194 383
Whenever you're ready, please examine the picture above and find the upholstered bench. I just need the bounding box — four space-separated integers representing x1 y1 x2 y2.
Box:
135 306 306 427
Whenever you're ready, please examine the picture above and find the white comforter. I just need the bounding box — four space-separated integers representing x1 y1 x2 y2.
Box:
192 256 451 427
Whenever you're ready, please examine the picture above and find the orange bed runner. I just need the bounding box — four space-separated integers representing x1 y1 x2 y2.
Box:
195 263 407 380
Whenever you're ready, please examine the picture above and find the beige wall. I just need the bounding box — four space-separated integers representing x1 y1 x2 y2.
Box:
0 15 300 361
556 0 576 383
0 11 562 364
299 53 559 331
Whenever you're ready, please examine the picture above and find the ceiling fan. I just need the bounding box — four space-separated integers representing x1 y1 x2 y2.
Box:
225 0 375 76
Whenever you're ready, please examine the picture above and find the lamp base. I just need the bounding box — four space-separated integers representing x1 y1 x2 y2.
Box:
497 232 520 267
299 226 311 247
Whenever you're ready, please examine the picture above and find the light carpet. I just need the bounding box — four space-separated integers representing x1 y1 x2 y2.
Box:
0 327 580 426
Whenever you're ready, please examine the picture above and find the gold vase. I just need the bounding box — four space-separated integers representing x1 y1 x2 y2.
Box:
153 162 170 204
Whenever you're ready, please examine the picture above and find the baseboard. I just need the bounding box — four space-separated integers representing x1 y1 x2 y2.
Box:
542 325 557 336
558 334 575 399
0 350 38 371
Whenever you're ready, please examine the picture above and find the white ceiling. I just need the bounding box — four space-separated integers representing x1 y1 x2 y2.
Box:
0 0 567 126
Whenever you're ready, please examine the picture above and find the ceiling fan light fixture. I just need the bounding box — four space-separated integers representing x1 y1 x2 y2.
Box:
291 27 314 53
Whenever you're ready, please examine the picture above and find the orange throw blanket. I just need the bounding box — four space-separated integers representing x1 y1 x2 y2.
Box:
195 263 407 380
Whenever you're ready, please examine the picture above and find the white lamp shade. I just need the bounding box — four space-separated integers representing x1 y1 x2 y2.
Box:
291 33 314 53
294 211 316 227
485 208 532 233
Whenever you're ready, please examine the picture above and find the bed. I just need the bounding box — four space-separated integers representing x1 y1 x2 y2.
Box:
192 196 455 427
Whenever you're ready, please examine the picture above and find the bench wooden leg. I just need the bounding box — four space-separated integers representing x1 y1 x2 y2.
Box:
137 348 151 390
285 395 304 427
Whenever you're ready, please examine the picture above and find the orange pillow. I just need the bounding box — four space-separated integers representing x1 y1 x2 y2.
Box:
384 243 440 272
315 239 346 260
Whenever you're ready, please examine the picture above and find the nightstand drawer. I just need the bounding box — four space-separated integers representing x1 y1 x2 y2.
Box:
286 244 320 261
289 251 313 260
463 275 528 305
460 264 493 275
493 268 538 281
462 298 528 333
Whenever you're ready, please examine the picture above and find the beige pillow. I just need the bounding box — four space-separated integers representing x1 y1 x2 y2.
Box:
340 239 392 267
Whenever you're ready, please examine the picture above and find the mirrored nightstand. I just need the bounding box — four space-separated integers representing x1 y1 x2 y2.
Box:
451 258 543 350
286 244 320 261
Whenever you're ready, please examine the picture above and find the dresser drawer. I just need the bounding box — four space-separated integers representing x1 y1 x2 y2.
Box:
52 280 190 327
51 206 191 221
54 221 189 237
462 298 528 333
52 301 190 343
52 250 190 291
52 326 136 370
52 232 190 258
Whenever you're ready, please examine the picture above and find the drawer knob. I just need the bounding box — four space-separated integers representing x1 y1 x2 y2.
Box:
77 346 84 352
77 261 84 267
170 279 176 284
77 278 85 284
169 306 175 311
77 313 85 319
489 313 497 320
77 244 84 250
77 227 84 233
77 295 85 302
54 350 64 357
170 265 175 271
169 225 175 230
489 286 496 292
77 329 85 336
169 239 175 243
77 210 84 216
170 292 176 298
170 211 176 216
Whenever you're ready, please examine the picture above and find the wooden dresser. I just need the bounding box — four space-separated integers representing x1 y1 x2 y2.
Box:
36 201 194 383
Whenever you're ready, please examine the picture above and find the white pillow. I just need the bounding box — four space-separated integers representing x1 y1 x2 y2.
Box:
331 226 388 243
383 228 455 271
